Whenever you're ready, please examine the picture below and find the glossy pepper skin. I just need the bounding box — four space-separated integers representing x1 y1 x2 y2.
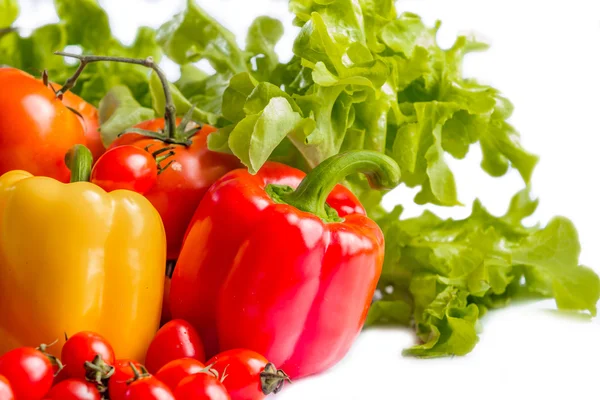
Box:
171 151 400 379
0 148 166 362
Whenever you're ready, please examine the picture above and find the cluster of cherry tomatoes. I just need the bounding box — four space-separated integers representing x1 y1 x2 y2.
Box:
0 320 288 400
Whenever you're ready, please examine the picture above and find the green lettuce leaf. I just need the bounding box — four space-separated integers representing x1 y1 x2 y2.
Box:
54 0 112 51
157 0 247 74
368 189 599 357
98 85 155 147
228 97 304 173
246 16 284 81
0 0 18 28
513 218 600 315
221 72 259 123
0 22 67 74
0 0 69 75
149 72 219 126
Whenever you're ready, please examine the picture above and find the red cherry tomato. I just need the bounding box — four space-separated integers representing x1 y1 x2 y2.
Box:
61 332 115 381
111 120 241 260
207 349 276 400
174 373 230 400
60 90 104 161
0 67 86 182
123 376 174 400
145 319 205 374
107 360 143 400
91 145 158 194
0 375 14 400
0 347 54 400
155 358 206 392
208 349 290 399
44 379 100 400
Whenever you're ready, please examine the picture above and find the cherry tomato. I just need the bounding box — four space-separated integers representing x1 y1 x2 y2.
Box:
0 67 86 182
44 379 100 400
60 90 104 161
61 332 115 381
145 319 205 374
124 376 174 400
111 119 241 260
0 375 14 400
0 347 54 400
91 145 158 194
174 373 230 400
207 349 290 400
155 358 206 392
107 360 143 400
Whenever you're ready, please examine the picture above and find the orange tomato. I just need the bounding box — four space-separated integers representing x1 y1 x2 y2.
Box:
0 68 86 182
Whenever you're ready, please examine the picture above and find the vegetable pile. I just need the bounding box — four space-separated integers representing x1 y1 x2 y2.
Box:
0 0 599 397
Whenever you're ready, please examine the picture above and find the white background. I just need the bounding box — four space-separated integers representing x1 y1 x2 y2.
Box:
17 1 600 398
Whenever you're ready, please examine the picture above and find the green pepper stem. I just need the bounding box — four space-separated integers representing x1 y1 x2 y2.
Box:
65 144 93 183
281 150 401 220
54 51 177 139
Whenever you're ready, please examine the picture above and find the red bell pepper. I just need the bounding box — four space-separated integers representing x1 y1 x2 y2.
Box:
170 150 400 379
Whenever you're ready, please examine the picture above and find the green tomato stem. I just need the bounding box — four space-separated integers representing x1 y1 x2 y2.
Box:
65 144 93 183
281 150 401 220
54 51 177 139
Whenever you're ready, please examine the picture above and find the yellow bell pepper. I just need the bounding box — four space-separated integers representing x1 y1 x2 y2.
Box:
0 146 166 361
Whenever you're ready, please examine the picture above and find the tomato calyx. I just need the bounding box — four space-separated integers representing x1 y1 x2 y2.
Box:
126 362 152 384
259 363 291 395
144 144 177 175
84 354 115 394
36 340 64 377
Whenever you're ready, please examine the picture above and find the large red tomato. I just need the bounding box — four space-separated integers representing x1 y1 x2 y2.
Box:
0 68 86 182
